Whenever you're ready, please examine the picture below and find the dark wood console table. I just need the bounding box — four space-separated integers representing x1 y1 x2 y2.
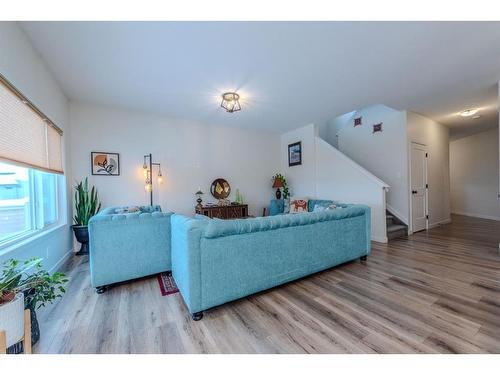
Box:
196 204 248 219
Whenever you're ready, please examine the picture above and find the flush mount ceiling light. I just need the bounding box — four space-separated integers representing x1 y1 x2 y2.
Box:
460 109 479 117
220 92 241 113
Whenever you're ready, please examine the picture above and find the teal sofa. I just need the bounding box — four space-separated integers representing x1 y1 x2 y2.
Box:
171 204 370 320
88 205 173 293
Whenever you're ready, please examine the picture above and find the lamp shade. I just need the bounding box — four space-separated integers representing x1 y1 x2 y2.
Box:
272 178 284 188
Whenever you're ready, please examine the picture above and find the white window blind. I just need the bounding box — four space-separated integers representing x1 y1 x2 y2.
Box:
0 75 63 174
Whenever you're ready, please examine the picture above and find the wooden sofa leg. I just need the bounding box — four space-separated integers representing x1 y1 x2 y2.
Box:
0 330 6 354
192 312 203 321
96 286 107 294
360 255 367 261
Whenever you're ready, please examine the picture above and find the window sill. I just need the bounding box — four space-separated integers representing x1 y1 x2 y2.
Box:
0 222 69 256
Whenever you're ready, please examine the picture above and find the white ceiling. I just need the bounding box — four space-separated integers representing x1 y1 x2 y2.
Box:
20 21 500 135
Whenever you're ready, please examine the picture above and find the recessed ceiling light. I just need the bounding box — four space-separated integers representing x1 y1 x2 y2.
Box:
460 109 479 117
472 115 481 119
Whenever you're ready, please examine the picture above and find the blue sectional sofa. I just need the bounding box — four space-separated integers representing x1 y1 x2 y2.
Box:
171 204 371 320
88 205 173 292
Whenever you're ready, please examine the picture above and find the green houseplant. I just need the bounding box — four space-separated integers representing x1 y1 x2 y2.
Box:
72 178 101 256
271 173 289 199
0 258 67 351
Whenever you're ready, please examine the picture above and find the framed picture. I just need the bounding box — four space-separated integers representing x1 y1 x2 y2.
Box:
373 123 383 133
288 141 302 166
91 152 120 176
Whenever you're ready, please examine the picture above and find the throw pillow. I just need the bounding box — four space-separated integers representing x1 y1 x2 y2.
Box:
283 199 291 214
313 204 327 212
290 198 309 214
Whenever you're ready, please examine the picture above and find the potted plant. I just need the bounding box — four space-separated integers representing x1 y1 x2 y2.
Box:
272 174 290 212
73 177 101 256
0 258 67 352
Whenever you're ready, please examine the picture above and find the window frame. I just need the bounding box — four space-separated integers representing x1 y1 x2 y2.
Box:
0 163 63 253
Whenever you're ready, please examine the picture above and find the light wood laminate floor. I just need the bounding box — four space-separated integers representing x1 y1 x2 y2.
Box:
35 214 500 353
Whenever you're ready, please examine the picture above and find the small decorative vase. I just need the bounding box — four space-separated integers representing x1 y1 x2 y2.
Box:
275 188 282 200
235 189 244 204
72 225 89 256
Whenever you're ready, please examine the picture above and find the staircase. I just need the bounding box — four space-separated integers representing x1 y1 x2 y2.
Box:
386 210 408 240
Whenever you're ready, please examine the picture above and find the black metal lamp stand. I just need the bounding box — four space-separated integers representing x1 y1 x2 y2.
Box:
143 153 162 206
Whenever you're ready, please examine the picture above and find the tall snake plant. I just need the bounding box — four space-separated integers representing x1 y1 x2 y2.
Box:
73 178 101 226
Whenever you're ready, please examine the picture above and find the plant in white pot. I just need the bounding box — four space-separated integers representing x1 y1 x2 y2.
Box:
0 258 67 353
72 178 101 256
0 259 38 352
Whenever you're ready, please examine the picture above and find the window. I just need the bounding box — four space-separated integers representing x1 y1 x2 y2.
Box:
0 161 58 246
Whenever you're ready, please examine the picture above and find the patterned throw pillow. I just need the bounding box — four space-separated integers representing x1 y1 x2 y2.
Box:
290 198 309 214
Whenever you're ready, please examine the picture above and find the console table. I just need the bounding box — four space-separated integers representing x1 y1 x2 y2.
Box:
196 204 248 219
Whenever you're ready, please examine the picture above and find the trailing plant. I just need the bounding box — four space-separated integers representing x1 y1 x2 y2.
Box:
73 177 101 226
0 258 67 309
272 173 290 199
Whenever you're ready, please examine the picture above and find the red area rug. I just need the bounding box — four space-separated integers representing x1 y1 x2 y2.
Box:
157 272 179 296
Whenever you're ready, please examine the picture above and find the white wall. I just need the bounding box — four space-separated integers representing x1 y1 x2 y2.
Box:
280 124 389 242
450 127 500 220
316 138 389 242
321 111 355 149
70 102 280 217
0 22 73 271
407 111 451 228
279 123 317 197
336 105 409 223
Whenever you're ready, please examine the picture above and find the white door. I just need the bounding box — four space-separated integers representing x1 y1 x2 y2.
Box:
411 143 428 232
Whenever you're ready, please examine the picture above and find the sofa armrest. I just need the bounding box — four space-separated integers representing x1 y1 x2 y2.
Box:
88 212 172 287
171 214 206 314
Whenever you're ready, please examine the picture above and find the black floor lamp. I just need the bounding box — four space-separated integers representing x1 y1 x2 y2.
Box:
143 153 163 206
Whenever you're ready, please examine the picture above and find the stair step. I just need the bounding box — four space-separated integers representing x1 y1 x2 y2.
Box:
386 214 394 220
387 224 406 233
388 228 407 240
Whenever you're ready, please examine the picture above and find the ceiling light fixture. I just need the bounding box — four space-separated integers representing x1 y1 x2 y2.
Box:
460 109 479 117
472 115 481 119
220 92 241 113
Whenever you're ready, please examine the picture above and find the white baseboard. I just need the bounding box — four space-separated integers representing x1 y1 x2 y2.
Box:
451 211 500 221
428 218 452 229
49 249 73 273
371 235 388 243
